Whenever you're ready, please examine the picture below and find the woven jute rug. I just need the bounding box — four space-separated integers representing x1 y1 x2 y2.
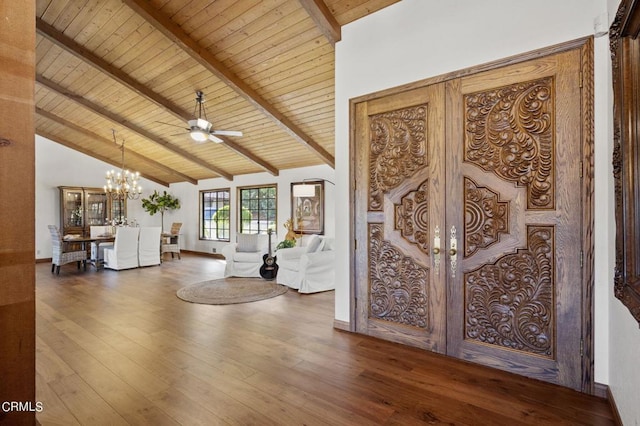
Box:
176 277 288 305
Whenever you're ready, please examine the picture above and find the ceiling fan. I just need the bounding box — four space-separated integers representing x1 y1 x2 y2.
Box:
162 91 243 143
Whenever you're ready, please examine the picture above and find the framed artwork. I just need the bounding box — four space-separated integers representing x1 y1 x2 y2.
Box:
611 0 640 326
291 181 324 234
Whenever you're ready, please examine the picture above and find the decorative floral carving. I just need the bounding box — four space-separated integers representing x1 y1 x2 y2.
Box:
464 177 509 257
395 179 430 254
464 78 554 209
369 105 428 210
464 226 554 357
369 224 429 328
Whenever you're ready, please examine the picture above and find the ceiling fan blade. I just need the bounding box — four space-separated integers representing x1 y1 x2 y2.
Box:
170 132 187 137
211 130 243 137
208 134 224 143
156 121 188 130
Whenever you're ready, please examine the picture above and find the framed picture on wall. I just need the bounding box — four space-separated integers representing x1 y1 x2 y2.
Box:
291 181 324 234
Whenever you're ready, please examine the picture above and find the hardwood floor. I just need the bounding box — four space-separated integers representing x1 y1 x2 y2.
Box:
35 254 615 425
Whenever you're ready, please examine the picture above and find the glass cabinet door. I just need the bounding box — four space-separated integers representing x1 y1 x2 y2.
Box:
85 190 108 226
110 198 126 224
59 187 128 234
61 188 84 233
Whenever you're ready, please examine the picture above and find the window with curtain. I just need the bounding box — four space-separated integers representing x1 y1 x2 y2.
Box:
200 189 230 241
238 185 277 234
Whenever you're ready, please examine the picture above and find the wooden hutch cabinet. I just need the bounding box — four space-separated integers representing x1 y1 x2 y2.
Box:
59 186 126 236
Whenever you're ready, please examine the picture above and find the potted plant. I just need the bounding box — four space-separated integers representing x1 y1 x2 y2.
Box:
141 190 180 231
276 239 296 251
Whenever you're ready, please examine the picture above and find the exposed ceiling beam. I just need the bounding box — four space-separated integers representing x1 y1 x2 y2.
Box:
36 130 170 187
36 107 198 185
35 18 277 176
36 18 188 121
298 0 341 46
36 75 234 181
218 137 279 176
122 0 335 168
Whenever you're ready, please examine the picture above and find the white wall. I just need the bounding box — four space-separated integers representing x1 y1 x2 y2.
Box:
165 165 335 255
336 1 638 423
36 135 335 259
36 135 168 259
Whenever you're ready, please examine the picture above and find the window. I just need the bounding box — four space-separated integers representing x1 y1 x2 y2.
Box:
200 189 230 241
239 185 277 234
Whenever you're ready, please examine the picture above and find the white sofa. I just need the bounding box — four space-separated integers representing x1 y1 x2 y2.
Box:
276 235 335 293
221 233 273 277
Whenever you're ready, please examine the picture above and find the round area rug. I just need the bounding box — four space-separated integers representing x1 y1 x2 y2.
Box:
176 277 288 305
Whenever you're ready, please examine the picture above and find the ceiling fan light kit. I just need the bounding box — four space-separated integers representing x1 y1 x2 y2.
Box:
188 120 210 142
186 91 241 143
189 130 209 142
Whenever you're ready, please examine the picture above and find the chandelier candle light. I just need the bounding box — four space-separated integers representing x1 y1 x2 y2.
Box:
104 129 142 200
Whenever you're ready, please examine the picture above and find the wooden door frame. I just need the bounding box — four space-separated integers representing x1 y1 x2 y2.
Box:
348 36 595 394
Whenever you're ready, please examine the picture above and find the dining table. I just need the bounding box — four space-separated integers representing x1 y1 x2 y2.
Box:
63 234 115 270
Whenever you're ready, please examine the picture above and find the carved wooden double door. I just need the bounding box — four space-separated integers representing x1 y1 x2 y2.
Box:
354 48 586 390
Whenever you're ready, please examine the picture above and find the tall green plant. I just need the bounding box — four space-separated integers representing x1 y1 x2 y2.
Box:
141 190 180 230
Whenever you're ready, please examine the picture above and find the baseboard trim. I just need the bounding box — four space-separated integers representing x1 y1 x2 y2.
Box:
594 383 623 426
36 251 225 264
594 382 608 399
333 319 350 331
606 385 624 426
180 250 224 259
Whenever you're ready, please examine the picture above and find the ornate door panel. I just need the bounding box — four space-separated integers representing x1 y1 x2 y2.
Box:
445 49 584 389
353 47 586 390
354 84 447 352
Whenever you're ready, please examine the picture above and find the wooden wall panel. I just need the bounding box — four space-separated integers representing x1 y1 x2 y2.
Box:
0 1 36 425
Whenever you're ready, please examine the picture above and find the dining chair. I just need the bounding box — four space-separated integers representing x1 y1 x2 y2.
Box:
89 225 114 264
48 225 88 275
103 227 140 270
138 227 162 267
161 222 182 260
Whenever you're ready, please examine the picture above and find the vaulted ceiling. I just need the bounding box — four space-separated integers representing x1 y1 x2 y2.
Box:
35 0 399 186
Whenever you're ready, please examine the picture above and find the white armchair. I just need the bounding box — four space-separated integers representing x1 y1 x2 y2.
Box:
138 227 161 267
221 233 272 277
104 227 140 271
276 235 335 293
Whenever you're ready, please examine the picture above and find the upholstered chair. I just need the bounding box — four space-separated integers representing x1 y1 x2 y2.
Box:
103 227 140 270
89 225 114 264
48 225 88 275
138 227 162 267
221 233 271 277
276 235 335 293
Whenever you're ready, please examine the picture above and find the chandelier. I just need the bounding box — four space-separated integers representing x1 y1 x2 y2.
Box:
104 130 142 200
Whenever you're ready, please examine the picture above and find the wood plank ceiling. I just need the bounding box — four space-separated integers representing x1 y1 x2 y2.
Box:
35 0 399 186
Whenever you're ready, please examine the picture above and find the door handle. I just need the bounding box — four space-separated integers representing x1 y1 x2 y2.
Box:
450 226 458 277
433 226 441 274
